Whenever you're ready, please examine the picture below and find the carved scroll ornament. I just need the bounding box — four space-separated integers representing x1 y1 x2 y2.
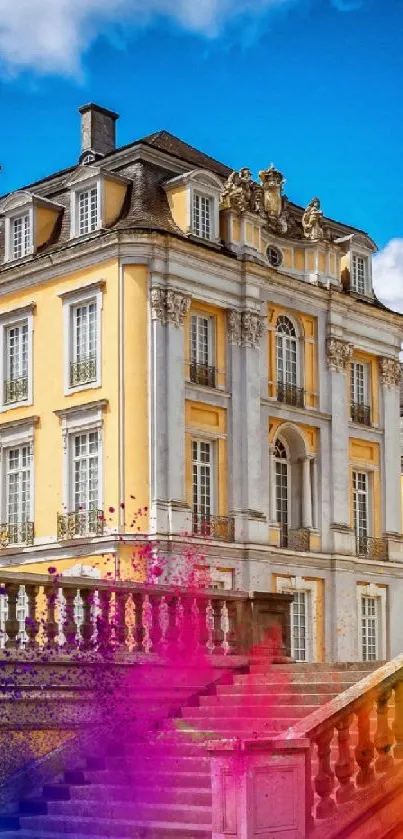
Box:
326 338 353 373
228 310 266 348
379 357 401 388
151 288 191 327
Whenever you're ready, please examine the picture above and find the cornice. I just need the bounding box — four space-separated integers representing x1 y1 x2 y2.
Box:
0 415 40 433
54 399 108 419
58 280 106 300
0 301 36 319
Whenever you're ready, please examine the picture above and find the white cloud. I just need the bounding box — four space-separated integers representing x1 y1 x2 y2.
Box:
373 239 403 314
0 0 359 76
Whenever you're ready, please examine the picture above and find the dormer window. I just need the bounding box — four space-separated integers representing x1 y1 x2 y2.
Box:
164 169 222 244
67 165 128 240
78 187 99 236
352 254 368 294
11 214 32 260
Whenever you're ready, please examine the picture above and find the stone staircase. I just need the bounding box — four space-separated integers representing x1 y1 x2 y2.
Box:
0 661 379 838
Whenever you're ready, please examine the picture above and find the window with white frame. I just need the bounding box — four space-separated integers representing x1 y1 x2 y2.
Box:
70 300 97 388
192 440 213 533
190 314 215 387
11 214 31 260
4 321 29 405
350 361 371 425
361 595 378 661
77 187 99 236
291 590 309 662
274 439 289 543
72 430 99 512
192 192 212 239
3 445 32 546
353 470 370 553
62 286 102 393
276 315 304 407
351 254 368 295
276 576 318 663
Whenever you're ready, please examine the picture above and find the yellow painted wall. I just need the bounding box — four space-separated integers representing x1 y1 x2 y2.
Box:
318 252 326 273
232 217 241 242
349 438 381 536
35 206 59 249
294 249 305 271
269 417 318 454
267 305 318 406
184 301 226 389
165 185 188 231
103 179 127 227
123 264 149 533
185 401 227 516
282 248 292 269
0 260 120 542
307 251 315 271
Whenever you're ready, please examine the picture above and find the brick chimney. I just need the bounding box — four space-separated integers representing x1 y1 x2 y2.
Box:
78 103 119 163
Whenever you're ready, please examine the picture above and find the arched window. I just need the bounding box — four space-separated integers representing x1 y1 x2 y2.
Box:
274 439 289 545
276 316 297 386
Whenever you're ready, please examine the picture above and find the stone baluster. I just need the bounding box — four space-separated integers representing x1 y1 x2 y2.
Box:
80 588 95 650
44 584 59 650
206 599 215 654
175 597 185 650
355 702 375 786
5 584 20 649
142 594 153 654
334 714 355 802
125 593 136 651
393 680 403 759
191 598 201 652
64 587 78 650
114 590 128 648
158 596 170 653
374 689 394 773
24 584 39 648
97 590 111 651
220 601 230 655
314 727 336 818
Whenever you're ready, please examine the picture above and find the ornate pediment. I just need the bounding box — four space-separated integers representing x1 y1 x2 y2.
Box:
220 164 289 234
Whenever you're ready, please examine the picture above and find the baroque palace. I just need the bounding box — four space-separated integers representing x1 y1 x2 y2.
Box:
0 103 402 665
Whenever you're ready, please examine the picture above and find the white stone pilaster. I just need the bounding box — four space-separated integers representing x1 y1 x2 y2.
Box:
379 357 402 535
302 456 313 529
326 338 355 554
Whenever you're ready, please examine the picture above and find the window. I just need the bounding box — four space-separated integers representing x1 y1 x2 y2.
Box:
353 470 369 553
275 439 289 545
190 314 215 387
291 590 308 662
193 193 212 239
350 362 370 425
267 245 283 268
4 322 28 405
72 431 99 513
70 301 97 388
276 575 319 662
4 445 32 545
351 255 368 295
77 187 99 236
192 440 212 520
361 596 378 661
11 214 31 260
276 316 303 407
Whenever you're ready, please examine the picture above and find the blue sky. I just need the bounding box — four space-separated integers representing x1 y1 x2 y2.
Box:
0 0 402 307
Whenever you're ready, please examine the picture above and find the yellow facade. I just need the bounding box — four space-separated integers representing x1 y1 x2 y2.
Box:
185 401 227 516
184 301 226 389
349 438 381 537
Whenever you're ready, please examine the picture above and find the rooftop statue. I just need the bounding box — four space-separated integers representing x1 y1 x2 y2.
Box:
258 165 288 233
302 197 325 241
220 167 257 213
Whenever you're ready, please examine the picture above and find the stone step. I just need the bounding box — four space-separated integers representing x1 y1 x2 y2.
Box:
216 680 354 695
233 673 364 684
70 783 212 807
260 662 380 672
47 800 211 825
84 769 212 788
201 691 336 707
18 815 212 837
183 704 316 719
176 717 293 734
103 754 210 773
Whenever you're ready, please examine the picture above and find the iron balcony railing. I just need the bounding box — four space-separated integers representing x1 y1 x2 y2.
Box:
57 509 104 540
350 402 371 426
4 376 28 404
279 525 310 551
276 380 304 409
192 513 235 543
356 535 388 561
189 361 216 389
70 356 97 388
0 521 34 548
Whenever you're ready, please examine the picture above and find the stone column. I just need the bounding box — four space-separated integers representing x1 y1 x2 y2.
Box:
149 287 191 535
228 309 267 544
327 337 355 555
379 358 402 551
302 456 313 530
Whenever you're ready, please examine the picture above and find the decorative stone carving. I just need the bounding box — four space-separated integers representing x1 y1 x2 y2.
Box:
151 288 167 324
228 310 265 348
241 312 265 347
227 310 242 345
379 357 401 388
302 197 325 241
166 290 191 327
220 168 257 214
326 338 353 373
150 288 191 327
258 165 288 233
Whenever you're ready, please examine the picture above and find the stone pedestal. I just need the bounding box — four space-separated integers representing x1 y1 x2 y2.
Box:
330 523 355 556
210 737 309 839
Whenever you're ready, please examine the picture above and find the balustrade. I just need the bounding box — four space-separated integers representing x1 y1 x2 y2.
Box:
0 571 290 659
